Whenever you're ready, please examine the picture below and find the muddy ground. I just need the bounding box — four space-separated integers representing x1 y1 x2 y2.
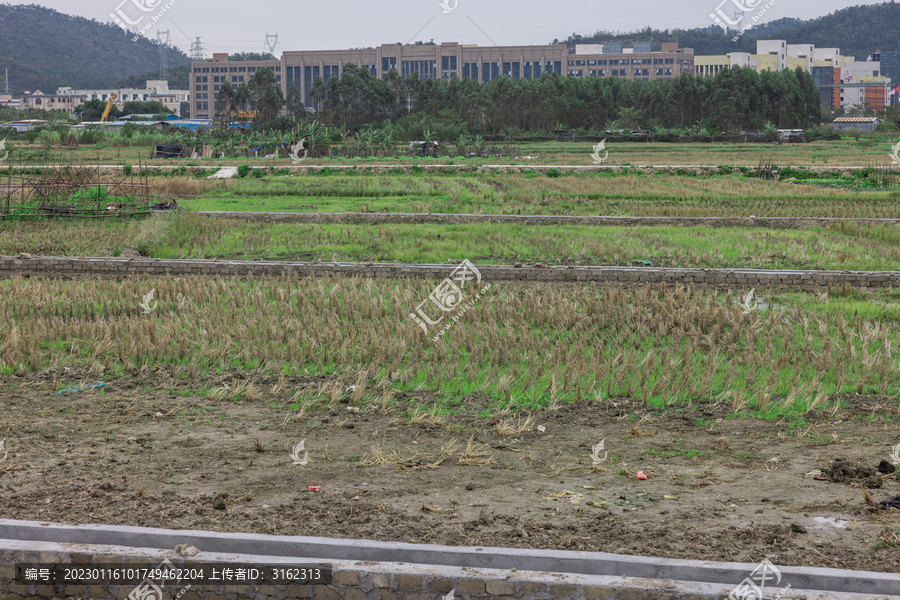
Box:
1 371 898 574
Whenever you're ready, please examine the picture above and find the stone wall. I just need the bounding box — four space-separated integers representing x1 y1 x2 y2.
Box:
0 542 827 600
1 256 898 289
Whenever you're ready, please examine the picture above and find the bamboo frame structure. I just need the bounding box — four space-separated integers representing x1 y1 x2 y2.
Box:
1 156 152 220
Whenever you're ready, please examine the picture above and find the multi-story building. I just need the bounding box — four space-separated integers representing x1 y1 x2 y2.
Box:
693 40 894 113
191 54 282 119
0 93 23 110
22 91 88 113
53 80 190 115
695 52 752 76
842 59 890 112
881 35 900 106
756 40 787 71
190 42 694 119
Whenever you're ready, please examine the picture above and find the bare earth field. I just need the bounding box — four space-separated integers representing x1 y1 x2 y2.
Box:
1 371 898 573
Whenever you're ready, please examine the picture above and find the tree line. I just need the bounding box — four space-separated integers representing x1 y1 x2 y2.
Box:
212 64 822 135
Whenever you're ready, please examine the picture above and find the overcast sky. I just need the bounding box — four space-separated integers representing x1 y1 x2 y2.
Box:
35 0 886 55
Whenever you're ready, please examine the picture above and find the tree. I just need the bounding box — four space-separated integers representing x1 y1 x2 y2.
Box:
247 67 285 131
73 99 121 121
215 80 235 129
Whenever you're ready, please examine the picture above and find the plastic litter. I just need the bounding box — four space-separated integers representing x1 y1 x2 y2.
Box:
636 471 647 480
57 383 105 395
309 486 321 492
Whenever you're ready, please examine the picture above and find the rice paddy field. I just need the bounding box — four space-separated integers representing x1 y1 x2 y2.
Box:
11 135 900 166
1 151 899 574
153 170 900 218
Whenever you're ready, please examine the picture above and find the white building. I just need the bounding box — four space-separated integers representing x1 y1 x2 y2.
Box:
841 60 890 110
756 40 786 71
55 80 190 115
813 47 841 67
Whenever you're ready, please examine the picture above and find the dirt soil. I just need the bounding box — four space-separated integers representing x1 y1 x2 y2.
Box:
1 370 899 574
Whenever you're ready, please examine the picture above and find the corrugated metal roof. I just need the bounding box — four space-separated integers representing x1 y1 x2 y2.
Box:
833 117 878 122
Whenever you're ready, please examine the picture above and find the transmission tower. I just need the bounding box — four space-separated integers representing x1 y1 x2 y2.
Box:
190 37 206 62
157 30 171 80
264 33 279 55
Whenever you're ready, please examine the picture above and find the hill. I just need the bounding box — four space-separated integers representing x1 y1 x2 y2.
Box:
0 3 191 95
559 2 900 58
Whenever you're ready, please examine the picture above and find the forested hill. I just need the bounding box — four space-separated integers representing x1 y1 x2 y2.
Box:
0 3 191 94
559 2 900 58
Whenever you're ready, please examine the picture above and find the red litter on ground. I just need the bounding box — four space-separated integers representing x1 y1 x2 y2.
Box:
636 471 647 480
309 486 321 492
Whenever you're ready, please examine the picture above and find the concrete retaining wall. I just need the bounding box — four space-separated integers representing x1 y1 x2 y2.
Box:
1 533 897 600
197 211 900 229
1 256 898 289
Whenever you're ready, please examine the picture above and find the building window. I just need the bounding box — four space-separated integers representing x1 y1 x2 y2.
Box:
599 69 605 76
588 60 596 65
576 60 585 66
512 61 520 79
665 68 672 75
612 69 619 76
634 69 640 75
643 59 652 64
656 68 663 76
568 60 575 66
503 61 511 76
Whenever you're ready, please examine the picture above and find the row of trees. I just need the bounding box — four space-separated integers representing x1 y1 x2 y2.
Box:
72 99 173 121
223 64 821 133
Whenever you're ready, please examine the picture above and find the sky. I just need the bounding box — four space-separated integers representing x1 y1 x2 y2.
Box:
33 0 888 56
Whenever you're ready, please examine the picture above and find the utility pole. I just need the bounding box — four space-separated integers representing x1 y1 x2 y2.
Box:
3 68 8 94
190 37 205 62
157 30 171 80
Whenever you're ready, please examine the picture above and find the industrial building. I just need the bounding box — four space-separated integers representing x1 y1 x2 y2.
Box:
694 40 892 113
190 42 695 120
